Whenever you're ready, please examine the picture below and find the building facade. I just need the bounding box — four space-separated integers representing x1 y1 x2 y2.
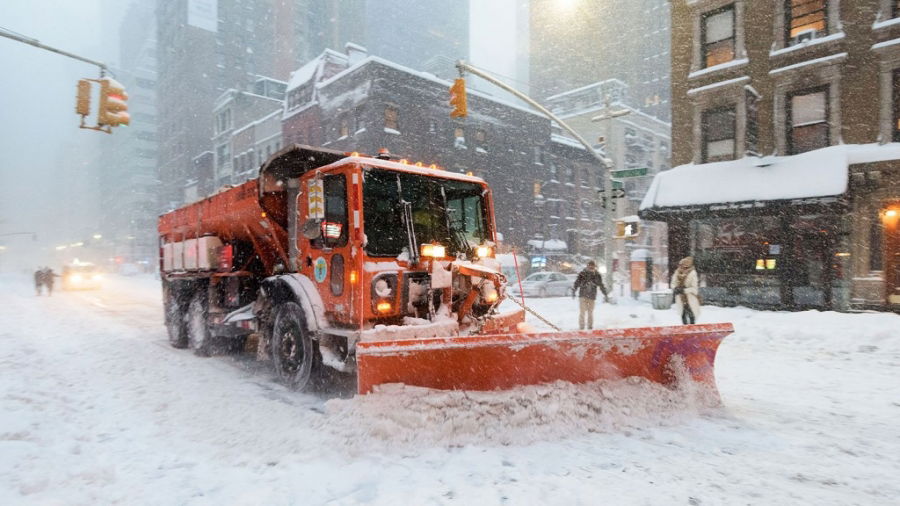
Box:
529 0 672 121
546 79 673 291
642 0 900 311
97 0 159 268
282 47 603 256
210 77 286 189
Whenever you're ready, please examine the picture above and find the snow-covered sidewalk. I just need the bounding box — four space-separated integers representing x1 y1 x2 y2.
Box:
1 274 899 505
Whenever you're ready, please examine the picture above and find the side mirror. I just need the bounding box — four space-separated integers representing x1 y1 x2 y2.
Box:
302 219 322 240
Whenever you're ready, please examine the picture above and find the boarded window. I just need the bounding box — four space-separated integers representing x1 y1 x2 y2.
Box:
702 6 735 68
384 106 399 130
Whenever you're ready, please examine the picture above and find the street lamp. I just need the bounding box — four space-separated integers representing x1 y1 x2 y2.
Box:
591 96 631 291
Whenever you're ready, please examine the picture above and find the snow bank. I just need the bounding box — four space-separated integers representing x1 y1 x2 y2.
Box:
321 371 719 450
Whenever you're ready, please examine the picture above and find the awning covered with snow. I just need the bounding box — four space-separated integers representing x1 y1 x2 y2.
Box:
639 143 900 218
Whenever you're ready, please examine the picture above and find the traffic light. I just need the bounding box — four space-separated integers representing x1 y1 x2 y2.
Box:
76 79 91 116
449 78 467 118
98 77 129 127
614 220 640 239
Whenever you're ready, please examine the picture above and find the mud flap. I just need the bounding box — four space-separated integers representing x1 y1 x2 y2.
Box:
356 323 734 396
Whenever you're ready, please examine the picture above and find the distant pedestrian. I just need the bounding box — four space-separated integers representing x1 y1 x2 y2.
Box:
34 267 44 296
671 257 701 324
572 261 609 330
42 267 59 296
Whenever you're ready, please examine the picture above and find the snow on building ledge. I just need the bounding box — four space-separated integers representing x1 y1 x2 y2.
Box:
639 143 900 212
527 239 568 251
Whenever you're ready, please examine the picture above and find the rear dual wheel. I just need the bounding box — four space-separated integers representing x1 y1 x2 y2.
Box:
164 282 188 349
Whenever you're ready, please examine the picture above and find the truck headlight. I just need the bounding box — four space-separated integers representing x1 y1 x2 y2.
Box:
475 245 492 259
71 274 83 283
480 283 498 303
421 243 446 258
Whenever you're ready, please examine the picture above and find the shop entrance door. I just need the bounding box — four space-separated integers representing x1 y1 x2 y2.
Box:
885 208 900 306
791 231 833 309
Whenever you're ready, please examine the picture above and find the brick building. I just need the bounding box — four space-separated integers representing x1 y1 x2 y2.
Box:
641 0 900 311
282 47 604 256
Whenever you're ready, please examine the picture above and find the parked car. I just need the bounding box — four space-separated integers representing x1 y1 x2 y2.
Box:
508 271 574 298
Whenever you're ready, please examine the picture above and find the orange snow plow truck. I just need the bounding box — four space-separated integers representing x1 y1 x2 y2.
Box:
158 145 733 395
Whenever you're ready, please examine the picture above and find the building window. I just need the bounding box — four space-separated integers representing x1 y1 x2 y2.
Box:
785 0 827 42
746 88 760 156
892 70 900 142
534 146 545 165
701 106 736 162
895 0 900 18
339 116 349 138
787 87 829 154
870 212 884 271
454 127 466 149
702 5 735 68
384 106 399 131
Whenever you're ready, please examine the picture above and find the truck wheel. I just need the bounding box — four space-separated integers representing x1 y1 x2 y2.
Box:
187 290 212 356
271 301 322 391
164 283 188 348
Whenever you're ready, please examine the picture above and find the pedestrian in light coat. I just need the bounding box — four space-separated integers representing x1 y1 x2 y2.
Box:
572 261 609 330
671 257 701 324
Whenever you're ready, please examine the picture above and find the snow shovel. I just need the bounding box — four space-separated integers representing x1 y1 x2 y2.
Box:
356 323 733 396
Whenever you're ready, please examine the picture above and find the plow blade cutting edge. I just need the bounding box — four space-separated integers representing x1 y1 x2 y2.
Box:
356 323 734 396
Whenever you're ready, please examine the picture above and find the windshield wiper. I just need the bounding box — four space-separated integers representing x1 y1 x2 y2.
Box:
397 176 419 264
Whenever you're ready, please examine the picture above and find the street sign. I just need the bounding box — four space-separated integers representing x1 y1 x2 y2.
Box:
611 167 648 178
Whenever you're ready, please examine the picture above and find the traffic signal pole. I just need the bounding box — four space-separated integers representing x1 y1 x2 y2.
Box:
0 26 108 76
454 61 616 281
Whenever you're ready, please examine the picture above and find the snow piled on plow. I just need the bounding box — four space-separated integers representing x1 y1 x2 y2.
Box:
322 366 719 449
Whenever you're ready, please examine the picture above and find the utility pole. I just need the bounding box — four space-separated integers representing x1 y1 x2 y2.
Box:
0 26 108 75
454 61 612 267
592 96 631 293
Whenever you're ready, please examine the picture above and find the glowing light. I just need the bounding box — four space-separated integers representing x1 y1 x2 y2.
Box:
351 151 360 157
376 301 392 313
421 243 446 258
476 246 492 258
399 159 409 165
885 209 898 218
466 171 474 177
349 270 359 284
415 162 423 167
834 252 851 257
429 164 438 170
261 211 267 218
93 234 102 240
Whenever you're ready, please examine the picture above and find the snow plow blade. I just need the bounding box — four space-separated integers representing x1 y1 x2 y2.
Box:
356 323 734 395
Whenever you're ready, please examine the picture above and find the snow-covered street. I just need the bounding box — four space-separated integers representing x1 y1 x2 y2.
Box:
1 273 899 505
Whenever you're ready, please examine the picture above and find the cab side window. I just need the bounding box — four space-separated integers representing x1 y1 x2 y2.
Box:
312 174 348 248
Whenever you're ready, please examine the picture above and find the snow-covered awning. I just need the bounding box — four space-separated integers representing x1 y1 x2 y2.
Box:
640 143 900 215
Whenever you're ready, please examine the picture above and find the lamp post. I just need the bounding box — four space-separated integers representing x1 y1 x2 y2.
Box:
591 97 631 292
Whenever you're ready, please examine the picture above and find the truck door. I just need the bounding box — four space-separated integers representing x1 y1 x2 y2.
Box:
299 170 355 325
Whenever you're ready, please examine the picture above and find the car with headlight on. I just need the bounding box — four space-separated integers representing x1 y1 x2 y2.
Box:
508 271 574 298
62 262 103 290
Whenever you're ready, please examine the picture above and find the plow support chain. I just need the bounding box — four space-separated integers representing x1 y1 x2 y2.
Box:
356 323 734 395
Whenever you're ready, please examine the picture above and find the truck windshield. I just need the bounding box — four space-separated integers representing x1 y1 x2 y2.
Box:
363 169 489 257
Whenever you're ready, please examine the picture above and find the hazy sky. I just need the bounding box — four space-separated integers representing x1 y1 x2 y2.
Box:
0 0 128 264
0 1 520 267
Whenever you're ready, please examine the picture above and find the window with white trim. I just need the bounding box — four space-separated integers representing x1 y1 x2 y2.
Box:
787 87 829 154
702 5 735 68
702 106 736 163
785 0 827 43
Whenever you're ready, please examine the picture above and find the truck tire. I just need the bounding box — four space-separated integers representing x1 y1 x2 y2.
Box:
187 289 212 356
271 301 322 391
164 283 188 349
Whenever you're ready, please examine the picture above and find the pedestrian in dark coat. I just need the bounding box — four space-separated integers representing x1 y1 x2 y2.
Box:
34 268 44 296
572 261 609 330
43 268 59 296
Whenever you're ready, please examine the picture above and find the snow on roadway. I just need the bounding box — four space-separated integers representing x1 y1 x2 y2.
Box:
1 273 899 505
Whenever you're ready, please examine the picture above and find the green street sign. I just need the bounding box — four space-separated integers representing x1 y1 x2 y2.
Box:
613 180 624 190
611 167 648 178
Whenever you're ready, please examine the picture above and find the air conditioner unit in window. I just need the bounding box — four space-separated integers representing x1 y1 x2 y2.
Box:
794 28 818 44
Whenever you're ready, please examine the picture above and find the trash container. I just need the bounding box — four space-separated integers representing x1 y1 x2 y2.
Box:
651 291 673 310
